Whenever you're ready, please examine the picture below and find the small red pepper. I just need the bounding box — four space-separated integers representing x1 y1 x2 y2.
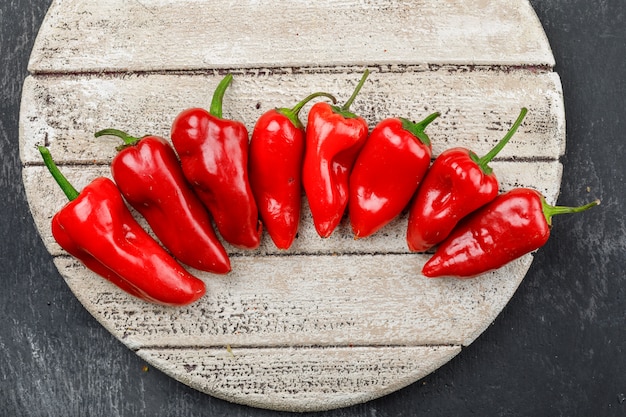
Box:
422 188 600 278
249 92 336 249
302 70 371 238
95 129 230 273
39 146 206 306
349 112 440 238
171 74 262 249
407 108 528 252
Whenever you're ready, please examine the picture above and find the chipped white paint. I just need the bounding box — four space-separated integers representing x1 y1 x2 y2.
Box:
20 0 564 412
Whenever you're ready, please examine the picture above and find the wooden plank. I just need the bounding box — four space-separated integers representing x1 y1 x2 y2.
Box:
136 345 461 412
19 70 565 164
23 160 562 256
54 253 532 349
28 0 554 74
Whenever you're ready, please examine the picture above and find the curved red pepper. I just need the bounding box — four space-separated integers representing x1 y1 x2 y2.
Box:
349 112 440 238
171 74 262 249
39 147 206 306
407 108 528 252
302 70 370 238
249 92 336 249
95 129 231 273
422 188 599 278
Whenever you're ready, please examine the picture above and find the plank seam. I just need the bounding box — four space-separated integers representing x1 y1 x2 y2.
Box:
51 251 429 262
134 344 461 352
27 63 555 78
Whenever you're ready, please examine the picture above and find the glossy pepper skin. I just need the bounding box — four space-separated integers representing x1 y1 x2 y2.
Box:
407 108 528 252
302 70 370 238
349 112 440 238
171 74 261 249
95 129 231 273
39 147 206 306
422 188 600 278
249 92 336 249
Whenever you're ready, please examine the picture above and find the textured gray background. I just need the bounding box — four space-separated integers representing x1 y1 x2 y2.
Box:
1 1 624 416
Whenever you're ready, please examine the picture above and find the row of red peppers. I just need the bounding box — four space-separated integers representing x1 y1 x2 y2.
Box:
41 70 599 306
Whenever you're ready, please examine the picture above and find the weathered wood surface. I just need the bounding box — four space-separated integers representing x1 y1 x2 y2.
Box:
138 345 461 412
19 0 563 412
28 0 555 73
19 71 565 164
52 253 533 349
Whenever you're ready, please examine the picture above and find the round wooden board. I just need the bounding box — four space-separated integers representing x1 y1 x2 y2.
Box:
20 0 564 412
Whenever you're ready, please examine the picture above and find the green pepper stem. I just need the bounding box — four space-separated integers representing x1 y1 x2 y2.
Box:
474 107 528 174
542 197 600 226
331 69 370 118
38 146 79 201
278 92 337 129
341 69 370 112
95 129 140 151
399 112 441 147
210 74 234 119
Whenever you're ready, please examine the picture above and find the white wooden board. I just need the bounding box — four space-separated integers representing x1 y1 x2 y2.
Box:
20 0 564 412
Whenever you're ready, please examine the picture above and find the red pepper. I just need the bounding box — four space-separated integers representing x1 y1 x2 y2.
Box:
94 129 230 273
407 108 528 252
171 74 262 249
422 188 599 278
39 146 206 306
249 92 336 249
302 70 371 238
349 112 440 238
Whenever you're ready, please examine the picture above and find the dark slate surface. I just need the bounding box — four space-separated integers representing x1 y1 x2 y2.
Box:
1 0 624 416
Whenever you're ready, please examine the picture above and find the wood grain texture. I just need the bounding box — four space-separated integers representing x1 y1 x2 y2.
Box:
19 0 564 412
53 253 533 349
19 71 565 164
28 0 555 73
49 251 531 411
137 345 461 412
